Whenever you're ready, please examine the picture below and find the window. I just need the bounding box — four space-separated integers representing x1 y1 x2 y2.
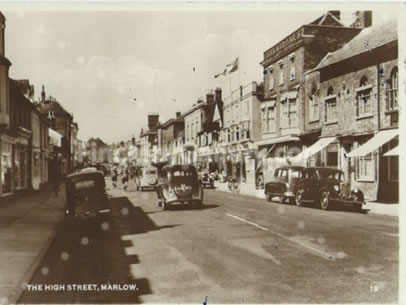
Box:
356 77 372 117
387 139 398 182
262 105 276 133
355 139 375 181
309 87 319 121
227 129 231 143
268 66 274 90
324 88 337 122
289 55 296 80
278 61 284 86
387 67 398 111
236 126 240 142
186 124 189 141
326 143 338 167
280 98 297 127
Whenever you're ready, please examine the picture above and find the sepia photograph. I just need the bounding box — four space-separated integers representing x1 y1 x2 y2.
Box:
0 2 403 304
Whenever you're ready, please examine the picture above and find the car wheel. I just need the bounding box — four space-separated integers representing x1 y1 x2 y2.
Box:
295 189 305 207
265 193 273 202
320 191 331 211
353 203 363 212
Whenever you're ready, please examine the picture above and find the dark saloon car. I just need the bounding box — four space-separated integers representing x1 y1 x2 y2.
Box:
199 172 214 188
264 166 304 204
295 167 365 211
65 170 110 220
156 164 203 210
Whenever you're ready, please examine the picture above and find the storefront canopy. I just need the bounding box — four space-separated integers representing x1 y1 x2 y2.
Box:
255 135 299 147
347 129 398 158
291 137 336 162
49 128 62 147
384 146 399 157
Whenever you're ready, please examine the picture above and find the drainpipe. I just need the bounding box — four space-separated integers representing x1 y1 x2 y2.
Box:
375 64 381 201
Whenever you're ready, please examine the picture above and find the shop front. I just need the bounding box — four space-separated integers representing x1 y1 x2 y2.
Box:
14 138 29 191
1 135 14 195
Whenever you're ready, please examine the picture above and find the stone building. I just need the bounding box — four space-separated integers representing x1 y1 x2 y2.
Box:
298 19 398 201
258 10 367 182
139 113 159 165
157 112 184 164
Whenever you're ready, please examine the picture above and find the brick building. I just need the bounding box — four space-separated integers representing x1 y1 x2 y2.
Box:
298 19 398 201
221 82 262 184
258 11 366 182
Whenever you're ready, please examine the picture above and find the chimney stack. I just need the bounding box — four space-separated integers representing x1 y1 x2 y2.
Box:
41 85 46 104
328 10 341 20
206 92 215 105
176 112 181 118
215 87 222 103
147 113 159 130
351 11 372 28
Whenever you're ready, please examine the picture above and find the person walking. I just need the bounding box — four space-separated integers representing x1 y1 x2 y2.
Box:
51 160 61 197
111 166 118 188
121 167 129 191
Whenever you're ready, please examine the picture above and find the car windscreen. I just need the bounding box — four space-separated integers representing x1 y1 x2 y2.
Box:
318 170 344 181
173 170 194 177
74 180 96 190
290 169 302 178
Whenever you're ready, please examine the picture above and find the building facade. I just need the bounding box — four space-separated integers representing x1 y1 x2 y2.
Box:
258 11 367 182
300 19 398 201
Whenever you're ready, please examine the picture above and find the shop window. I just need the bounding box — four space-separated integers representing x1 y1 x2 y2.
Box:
387 139 398 182
326 144 338 167
355 139 375 181
387 67 398 111
356 77 372 118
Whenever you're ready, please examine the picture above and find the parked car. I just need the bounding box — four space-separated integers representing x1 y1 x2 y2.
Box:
135 166 158 191
295 167 365 211
156 164 203 210
264 166 304 204
200 172 214 188
65 170 110 220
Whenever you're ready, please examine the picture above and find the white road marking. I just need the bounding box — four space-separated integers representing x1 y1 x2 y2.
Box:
226 213 269 231
226 213 337 261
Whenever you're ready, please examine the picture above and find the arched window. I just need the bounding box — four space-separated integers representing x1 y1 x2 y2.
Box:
356 76 372 117
387 67 398 110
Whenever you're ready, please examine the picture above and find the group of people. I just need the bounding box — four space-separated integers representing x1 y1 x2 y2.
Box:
111 165 140 191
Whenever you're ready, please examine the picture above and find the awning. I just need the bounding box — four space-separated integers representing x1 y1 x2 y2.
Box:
291 137 336 162
49 128 62 147
347 129 398 158
255 135 299 147
384 146 399 157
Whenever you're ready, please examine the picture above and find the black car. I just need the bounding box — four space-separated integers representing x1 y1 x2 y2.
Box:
65 170 111 220
199 172 214 188
156 164 203 210
295 167 365 211
264 166 304 204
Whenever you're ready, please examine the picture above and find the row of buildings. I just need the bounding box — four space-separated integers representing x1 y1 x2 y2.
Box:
133 11 399 202
0 12 81 198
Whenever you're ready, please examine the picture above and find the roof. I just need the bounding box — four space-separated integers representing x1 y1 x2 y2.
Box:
315 20 397 70
66 170 104 181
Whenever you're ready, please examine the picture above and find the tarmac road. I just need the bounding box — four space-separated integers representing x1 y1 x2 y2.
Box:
18 178 399 304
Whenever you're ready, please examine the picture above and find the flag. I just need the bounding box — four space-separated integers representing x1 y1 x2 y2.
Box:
226 57 239 74
214 68 227 78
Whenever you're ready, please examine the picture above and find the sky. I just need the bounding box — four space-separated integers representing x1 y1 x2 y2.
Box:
2 3 400 144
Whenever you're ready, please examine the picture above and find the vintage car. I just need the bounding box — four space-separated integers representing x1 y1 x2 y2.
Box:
295 167 365 211
65 170 110 220
156 164 204 210
199 172 214 188
264 166 304 204
135 166 158 191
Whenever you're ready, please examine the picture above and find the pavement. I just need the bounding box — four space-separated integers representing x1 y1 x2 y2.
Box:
0 186 65 305
213 181 399 217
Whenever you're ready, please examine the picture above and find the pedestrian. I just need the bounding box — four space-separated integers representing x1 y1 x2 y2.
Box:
121 167 129 191
111 166 118 188
51 161 61 197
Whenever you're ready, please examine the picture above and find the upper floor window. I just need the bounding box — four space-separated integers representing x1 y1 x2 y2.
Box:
235 126 240 142
268 66 274 90
278 61 284 86
356 76 372 118
261 104 276 133
309 86 319 121
289 54 296 81
324 87 337 123
387 67 398 111
280 98 297 128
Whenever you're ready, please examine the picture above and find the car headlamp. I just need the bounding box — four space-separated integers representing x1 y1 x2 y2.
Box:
353 188 359 193
333 185 340 192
